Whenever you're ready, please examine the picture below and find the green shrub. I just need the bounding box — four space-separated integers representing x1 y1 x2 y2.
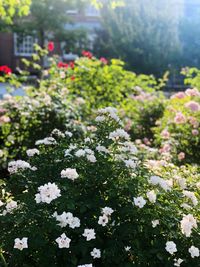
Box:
0 108 199 267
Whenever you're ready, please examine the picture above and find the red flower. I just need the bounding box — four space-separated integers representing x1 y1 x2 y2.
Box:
69 61 75 69
48 41 54 52
71 75 75 81
100 57 108 65
0 65 12 75
57 62 68 68
82 50 93 59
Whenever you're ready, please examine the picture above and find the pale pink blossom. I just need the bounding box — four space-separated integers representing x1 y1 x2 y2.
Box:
178 152 185 161
174 112 186 124
185 101 200 112
192 129 199 136
171 92 186 99
185 88 200 97
161 129 170 139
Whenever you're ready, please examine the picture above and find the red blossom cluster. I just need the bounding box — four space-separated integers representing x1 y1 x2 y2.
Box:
100 57 108 65
82 50 93 59
57 61 75 69
0 65 12 75
48 41 54 52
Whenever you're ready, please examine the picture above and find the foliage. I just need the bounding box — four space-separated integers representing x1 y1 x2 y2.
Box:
48 53 164 114
121 91 166 141
93 0 183 75
0 109 199 267
0 0 30 24
154 88 200 164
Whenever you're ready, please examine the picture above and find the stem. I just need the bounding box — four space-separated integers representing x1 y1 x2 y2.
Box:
0 251 8 267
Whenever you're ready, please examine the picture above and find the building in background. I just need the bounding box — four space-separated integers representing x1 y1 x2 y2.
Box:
0 4 101 72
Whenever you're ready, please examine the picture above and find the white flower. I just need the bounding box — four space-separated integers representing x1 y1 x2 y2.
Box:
60 71 66 79
87 154 97 163
124 246 131 251
146 190 157 203
102 207 114 216
98 214 109 226
149 175 172 191
14 237 28 250
75 149 86 157
152 220 159 228
8 160 31 174
82 229 96 241
174 258 183 266
96 145 109 154
51 129 65 138
134 196 146 208
56 233 71 248
35 137 57 146
165 241 177 255
109 129 129 140
6 200 18 213
188 245 199 258
61 168 79 181
35 182 61 204
183 190 198 206
180 214 197 237
65 131 73 137
0 200 4 207
26 148 40 157
69 216 81 229
149 175 161 185
95 115 105 122
124 159 136 169
77 264 93 267
90 248 101 258
98 107 120 122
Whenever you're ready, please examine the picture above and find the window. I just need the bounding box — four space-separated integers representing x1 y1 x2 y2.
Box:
14 33 37 57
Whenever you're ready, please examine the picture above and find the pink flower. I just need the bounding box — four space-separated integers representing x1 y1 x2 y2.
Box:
174 112 186 124
178 152 185 161
189 117 199 128
185 101 200 112
100 57 108 64
171 92 186 99
185 88 200 97
192 129 199 136
159 143 171 154
161 129 170 139
0 115 10 124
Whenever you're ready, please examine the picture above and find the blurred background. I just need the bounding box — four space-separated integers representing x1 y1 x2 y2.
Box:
1 0 200 87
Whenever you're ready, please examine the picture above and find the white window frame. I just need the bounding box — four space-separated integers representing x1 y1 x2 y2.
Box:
14 33 37 57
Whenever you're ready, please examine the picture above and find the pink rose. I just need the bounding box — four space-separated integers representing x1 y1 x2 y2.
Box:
161 129 170 139
0 115 10 124
185 88 200 97
185 101 200 112
178 152 185 161
159 143 171 154
192 129 199 136
171 92 186 99
189 117 199 128
174 112 186 124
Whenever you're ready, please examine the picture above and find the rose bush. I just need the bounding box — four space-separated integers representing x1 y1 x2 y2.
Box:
0 89 85 175
153 88 200 164
0 108 199 267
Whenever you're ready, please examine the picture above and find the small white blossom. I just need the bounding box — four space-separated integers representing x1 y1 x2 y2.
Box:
26 148 40 157
95 115 105 122
146 190 157 203
51 129 65 138
8 160 31 174
98 214 109 226
5 200 18 213
183 190 198 206
14 237 28 250
35 137 57 146
35 182 61 204
87 154 97 163
134 196 146 208
96 145 109 154
180 214 197 237
102 207 114 216
165 241 177 255
61 168 79 181
174 258 183 266
77 264 93 267
82 229 96 241
75 149 86 157
152 220 159 228
124 159 136 169
90 248 101 259
188 245 199 258
65 131 73 137
124 246 131 251
109 129 129 140
56 233 71 248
